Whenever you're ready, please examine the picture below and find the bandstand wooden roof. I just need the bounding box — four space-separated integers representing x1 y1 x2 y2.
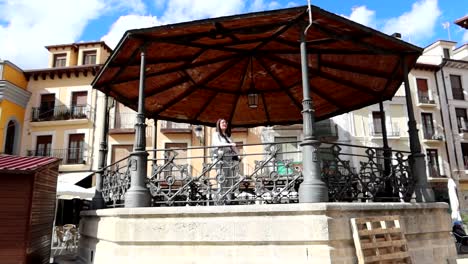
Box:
92 5 423 127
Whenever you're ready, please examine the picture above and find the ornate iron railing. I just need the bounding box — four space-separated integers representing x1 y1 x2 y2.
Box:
99 142 414 207
31 105 92 122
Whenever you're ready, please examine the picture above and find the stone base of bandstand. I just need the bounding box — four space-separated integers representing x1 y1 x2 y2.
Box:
75 203 456 264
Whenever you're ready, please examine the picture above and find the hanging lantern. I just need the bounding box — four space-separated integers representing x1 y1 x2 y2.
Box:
247 57 258 109
247 92 258 108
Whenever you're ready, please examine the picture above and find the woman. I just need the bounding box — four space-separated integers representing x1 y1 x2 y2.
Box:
211 118 240 203
212 119 239 156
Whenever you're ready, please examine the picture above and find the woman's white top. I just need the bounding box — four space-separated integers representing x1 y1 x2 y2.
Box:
211 131 233 147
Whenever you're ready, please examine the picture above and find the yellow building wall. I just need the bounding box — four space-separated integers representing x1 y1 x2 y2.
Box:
2 63 28 89
0 100 26 152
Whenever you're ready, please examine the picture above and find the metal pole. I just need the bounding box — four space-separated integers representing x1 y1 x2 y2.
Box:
379 101 394 200
125 49 151 207
298 29 328 203
402 57 435 202
91 94 109 209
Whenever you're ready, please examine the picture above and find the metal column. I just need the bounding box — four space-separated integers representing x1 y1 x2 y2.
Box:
298 30 328 203
91 94 110 209
125 50 151 207
379 101 395 200
402 57 435 202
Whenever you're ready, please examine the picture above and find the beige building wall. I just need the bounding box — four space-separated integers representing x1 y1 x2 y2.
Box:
23 41 110 174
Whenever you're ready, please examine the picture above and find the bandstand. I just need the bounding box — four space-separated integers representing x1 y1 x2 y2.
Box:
73 4 456 264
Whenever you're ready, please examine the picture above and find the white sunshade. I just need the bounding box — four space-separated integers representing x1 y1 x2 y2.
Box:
448 178 462 222
57 172 95 200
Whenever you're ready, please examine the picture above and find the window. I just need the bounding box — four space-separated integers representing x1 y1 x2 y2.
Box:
416 78 430 103
112 102 136 129
67 134 85 164
274 137 298 162
443 48 450 59
4 120 16 154
456 108 468 132
53 53 66 67
36 135 52 157
71 91 88 118
426 149 440 177
38 94 55 120
372 111 383 135
462 143 468 170
421 113 435 139
451 75 464 100
82 50 97 65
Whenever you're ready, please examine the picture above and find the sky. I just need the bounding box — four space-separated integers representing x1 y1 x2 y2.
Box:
0 0 466 69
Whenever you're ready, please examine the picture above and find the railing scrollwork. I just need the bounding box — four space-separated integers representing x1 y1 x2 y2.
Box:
99 141 415 207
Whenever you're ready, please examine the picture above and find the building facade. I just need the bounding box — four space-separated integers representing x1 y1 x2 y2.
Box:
0 60 31 155
20 41 111 183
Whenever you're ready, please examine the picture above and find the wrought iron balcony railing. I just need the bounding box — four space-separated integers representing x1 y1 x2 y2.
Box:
315 120 338 138
26 148 86 165
370 123 400 137
423 131 443 140
99 141 414 207
109 112 137 130
31 105 91 122
160 120 191 129
418 94 435 104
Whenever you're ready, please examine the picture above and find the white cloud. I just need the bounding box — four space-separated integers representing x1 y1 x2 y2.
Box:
0 0 145 69
286 2 299 8
345 6 377 28
463 31 468 43
101 15 161 49
160 0 246 24
382 0 441 43
248 0 281 12
154 0 166 10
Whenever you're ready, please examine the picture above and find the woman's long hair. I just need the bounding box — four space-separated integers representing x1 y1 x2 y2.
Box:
215 118 231 137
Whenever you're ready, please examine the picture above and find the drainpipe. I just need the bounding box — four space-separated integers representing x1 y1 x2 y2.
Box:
434 67 454 177
440 60 461 177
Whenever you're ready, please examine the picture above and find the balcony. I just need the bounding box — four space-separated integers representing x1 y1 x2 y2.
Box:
160 121 191 133
31 105 92 123
417 94 436 107
370 123 400 138
26 148 86 165
109 112 136 134
422 131 443 143
315 119 338 139
458 119 468 139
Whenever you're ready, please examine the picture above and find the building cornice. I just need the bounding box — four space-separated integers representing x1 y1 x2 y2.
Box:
45 41 112 53
443 59 468 70
24 64 102 81
414 63 440 71
0 80 32 108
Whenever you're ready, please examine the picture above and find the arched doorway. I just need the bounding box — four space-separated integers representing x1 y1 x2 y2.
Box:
4 120 16 154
